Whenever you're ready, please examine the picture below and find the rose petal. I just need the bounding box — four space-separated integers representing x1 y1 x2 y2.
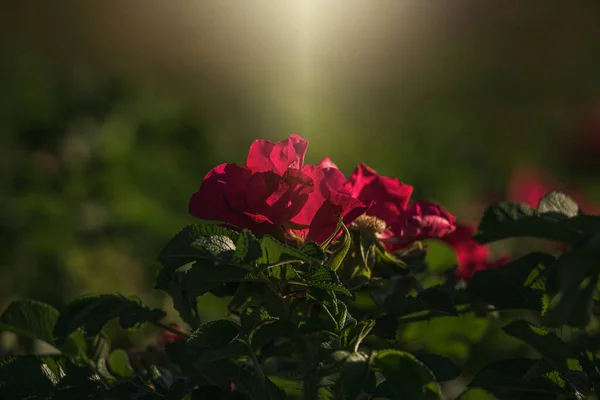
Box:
305 191 368 244
346 163 413 225
318 156 339 169
246 134 309 175
389 201 456 248
246 139 276 174
271 134 309 173
189 163 248 229
441 224 507 281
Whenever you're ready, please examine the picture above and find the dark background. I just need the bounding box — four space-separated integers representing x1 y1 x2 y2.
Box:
2 2 600 398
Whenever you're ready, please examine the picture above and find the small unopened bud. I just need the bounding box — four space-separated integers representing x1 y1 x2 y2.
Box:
349 215 387 234
285 229 306 245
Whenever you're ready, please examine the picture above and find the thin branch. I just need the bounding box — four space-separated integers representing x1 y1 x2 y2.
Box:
247 343 267 392
397 305 496 324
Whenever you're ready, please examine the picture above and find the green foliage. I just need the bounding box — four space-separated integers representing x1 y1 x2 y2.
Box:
53 293 166 344
7 191 600 399
372 350 442 399
0 300 88 359
107 349 135 380
475 192 592 243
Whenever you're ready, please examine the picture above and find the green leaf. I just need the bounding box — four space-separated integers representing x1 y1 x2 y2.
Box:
372 314 399 340
543 235 600 328
95 357 117 383
502 320 580 373
359 230 378 270
54 293 166 345
165 379 188 400
384 293 429 317
418 287 458 317
158 224 240 270
302 265 353 298
300 242 328 263
107 349 135 380
298 315 339 336
155 267 201 329
456 388 498 400
88 332 111 363
469 358 576 399
415 353 461 381
0 299 88 359
232 229 262 264
544 267 600 328
310 282 352 298
92 379 163 399
179 260 258 297
193 339 249 367
402 314 490 361
561 214 600 231
241 306 274 334
0 355 65 398
269 376 303 398
228 282 258 314
0 300 58 347
251 320 297 350
333 300 356 332
468 252 554 311
385 286 469 319
52 364 108 398
187 319 241 349
537 191 580 220
167 343 286 400
474 193 582 244
372 349 442 399
303 265 340 283
259 235 322 265
221 360 289 400
328 222 352 271
336 352 372 399
320 215 344 249
266 264 301 283
342 320 375 352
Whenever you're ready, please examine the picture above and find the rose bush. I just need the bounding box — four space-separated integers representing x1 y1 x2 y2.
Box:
3 134 600 400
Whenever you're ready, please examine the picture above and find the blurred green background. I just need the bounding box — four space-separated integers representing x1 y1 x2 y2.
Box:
2 1 600 397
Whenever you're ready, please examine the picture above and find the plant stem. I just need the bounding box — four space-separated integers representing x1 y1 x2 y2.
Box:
152 321 191 340
397 305 496 324
247 343 267 393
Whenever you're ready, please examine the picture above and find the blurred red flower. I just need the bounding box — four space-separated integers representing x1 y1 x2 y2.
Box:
157 324 186 348
442 224 508 281
507 165 599 214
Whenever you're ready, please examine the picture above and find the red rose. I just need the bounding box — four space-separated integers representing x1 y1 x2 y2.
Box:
189 163 314 235
190 136 368 242
343 163 456 249
346 163 413 225
442 224 508 281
